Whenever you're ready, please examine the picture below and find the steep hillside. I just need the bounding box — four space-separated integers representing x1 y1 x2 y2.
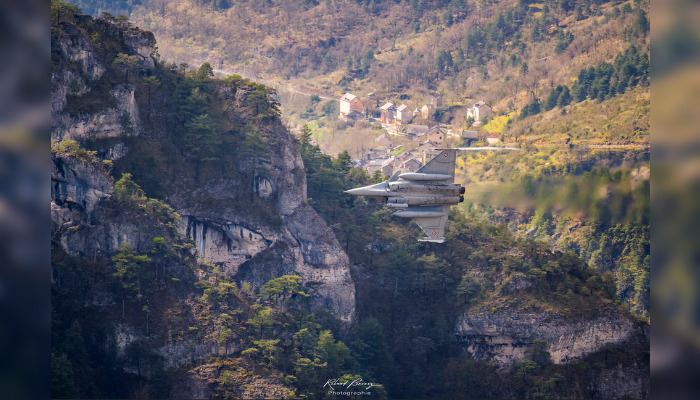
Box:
52 1 355 322
69 0 648 113
297 138 649 398
452 91 649 319
66 0 649 180
51 3 358 397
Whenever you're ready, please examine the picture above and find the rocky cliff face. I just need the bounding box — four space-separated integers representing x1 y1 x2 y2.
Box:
455 310 638 365
51 15 355 326
456 311 649 398
163 111 356 322
51 18 154 144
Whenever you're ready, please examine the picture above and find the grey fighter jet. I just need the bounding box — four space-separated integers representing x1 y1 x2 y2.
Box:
345 147 519 243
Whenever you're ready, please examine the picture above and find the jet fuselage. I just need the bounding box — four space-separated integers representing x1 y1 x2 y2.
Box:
345 172 464 214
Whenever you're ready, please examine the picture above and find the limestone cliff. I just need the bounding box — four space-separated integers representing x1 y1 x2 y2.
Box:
455 310 639 365
51 13 355 327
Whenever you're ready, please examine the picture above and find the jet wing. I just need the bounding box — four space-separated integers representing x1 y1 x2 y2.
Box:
416 149 457 182
412 205 451 243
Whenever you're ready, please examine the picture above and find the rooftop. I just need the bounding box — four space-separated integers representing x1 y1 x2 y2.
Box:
340 93 357 102
425 125 446 135
406 124 430 135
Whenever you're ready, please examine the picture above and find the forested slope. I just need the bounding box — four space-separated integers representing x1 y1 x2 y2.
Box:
51 3 359 397
297 127 649 398
70 0 648 114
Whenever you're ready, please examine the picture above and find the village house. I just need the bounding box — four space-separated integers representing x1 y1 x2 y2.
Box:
366 157 395 177
400 158 422 173
365 146 391 161
418 140 439 152
424 125 446 143
374 133 387 143
466 101 493 122
380 102 396 124
396 150 419 163
417 140 441 163
462 130 479 140
396 104 412 124
339 92 364 120
414 125 446 144
373 133 392 149
344 110 364 126
462 130 479 145
406 124 430 138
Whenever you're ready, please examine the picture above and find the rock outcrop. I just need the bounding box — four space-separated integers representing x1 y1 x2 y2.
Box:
51 18 154 143
455 310 638 365
50 15 355 325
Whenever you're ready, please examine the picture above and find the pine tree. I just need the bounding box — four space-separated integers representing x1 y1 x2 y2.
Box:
545 86 563 111
333 150 353 173
179 87 209 124
260 275 309 304
633 8 649 37
112 243 151 319
185 113 221 180
196 62 214 80
114 173 146 204
247 85 280 119
51 352 76 398
557 86 571 107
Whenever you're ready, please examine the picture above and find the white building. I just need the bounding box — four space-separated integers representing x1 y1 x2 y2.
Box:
466 101 493 121
396 104 412 124
339 93 363 119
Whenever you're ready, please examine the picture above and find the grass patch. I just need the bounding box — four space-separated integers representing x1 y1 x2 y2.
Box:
482 112 517 133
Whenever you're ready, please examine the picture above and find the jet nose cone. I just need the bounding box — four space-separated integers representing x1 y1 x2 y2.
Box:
345 182 387 197
344 188 363 195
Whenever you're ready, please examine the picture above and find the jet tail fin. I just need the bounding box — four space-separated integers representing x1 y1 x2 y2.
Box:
388 171 401 182
416 149 457 180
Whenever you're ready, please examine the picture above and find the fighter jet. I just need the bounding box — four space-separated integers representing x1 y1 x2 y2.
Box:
345 147 519 243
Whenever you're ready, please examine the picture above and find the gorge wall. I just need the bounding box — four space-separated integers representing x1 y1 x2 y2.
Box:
455 310 638 365
51 12 355 349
